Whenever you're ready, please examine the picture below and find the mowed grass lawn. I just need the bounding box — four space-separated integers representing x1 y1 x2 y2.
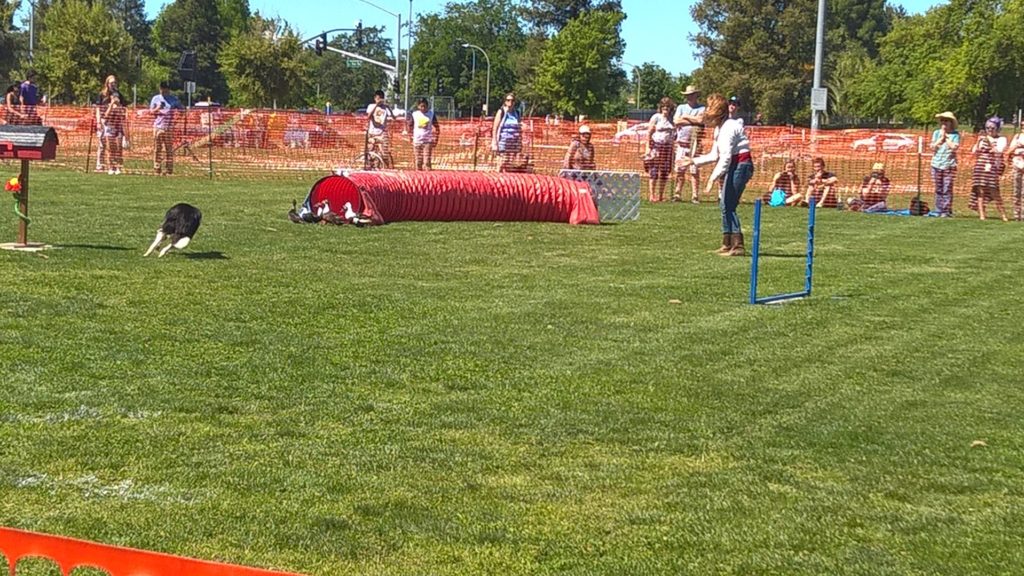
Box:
2 169 1023 575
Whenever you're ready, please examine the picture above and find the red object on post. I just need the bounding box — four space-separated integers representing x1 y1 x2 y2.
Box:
0 126 58 245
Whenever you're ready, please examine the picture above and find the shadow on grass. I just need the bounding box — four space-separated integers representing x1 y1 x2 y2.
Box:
185 251 229 260
54 243 132 251
757 252 807 259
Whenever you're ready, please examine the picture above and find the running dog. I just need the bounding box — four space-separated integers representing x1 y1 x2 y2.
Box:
144 203 202 257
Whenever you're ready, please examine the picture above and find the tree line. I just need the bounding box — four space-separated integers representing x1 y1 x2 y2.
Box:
0 0 1015 128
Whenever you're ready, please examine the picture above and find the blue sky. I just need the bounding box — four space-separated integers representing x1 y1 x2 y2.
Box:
134 0 946 76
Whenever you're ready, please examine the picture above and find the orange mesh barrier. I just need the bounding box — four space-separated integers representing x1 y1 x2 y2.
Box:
10 104 1020 215
0 526 304 576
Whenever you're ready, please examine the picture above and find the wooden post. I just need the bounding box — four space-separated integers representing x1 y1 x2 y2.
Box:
17 159 28 245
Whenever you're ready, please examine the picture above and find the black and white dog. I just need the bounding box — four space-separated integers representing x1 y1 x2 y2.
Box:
144 203 202 257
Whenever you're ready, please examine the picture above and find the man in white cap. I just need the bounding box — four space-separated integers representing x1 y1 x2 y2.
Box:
673 85 705 203
563 124 596 170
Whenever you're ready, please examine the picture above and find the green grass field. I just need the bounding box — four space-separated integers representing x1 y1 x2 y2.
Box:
2 169 1023 575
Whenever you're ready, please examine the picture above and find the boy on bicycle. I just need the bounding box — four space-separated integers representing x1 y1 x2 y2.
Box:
366 90 394 168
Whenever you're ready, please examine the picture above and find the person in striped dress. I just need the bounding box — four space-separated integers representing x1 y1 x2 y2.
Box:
969 116 1008 221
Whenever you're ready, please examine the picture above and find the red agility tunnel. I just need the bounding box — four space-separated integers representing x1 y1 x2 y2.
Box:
305 171 600 225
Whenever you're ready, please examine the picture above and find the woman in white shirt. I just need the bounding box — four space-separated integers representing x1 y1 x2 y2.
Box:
411 98 440 171
680 93 754 256
645 97 676 202
1006 128 1024 220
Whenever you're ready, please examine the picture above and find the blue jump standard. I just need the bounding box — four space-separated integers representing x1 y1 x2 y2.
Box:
749 199 816 305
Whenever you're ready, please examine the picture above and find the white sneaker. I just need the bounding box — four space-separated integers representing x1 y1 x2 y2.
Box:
107 169 115 175
114 168 122 175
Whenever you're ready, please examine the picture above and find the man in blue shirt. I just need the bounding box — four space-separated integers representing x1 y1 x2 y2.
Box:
19 70 40 124
150 81 182 175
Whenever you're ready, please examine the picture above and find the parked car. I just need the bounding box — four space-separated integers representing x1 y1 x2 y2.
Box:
613 123 649 144
851 133 916 152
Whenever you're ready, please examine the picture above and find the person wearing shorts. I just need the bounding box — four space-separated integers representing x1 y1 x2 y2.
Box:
673 85 705 203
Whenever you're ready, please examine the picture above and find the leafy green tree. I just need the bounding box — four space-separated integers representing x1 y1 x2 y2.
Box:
218 14 309 107
217 0 250 38
311 27 393 111
827 0 894 58
533 10 626 117
409 0 526 115
151 0 228 101
691 0 818 124
845 0 1024 128
0 0 24 82
100 0 150 54
36 0 133 102
520 0 622 33
630 62 674 109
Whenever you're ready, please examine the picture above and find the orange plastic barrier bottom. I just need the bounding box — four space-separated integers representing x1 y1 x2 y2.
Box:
0 526 304 576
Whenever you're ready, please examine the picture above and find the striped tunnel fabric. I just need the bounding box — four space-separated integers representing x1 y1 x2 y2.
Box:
307 171 600 225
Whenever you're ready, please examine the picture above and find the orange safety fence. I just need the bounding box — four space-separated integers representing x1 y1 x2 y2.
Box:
0 526 305 576
3 105 1020 212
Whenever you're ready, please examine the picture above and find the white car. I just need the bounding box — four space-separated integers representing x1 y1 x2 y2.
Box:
613 123 649 144
851 133 916 152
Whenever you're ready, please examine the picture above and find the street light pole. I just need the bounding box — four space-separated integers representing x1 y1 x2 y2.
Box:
404 0 412 115
462 43 490 117
28 0 35 62
356 0 404 109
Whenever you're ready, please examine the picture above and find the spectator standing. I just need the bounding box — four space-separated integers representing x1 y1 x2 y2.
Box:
101 93 129 175
411 98 440 171
1006 129 1024 220
95 75 119 172
930 111 960 217
681 93 755 256
645 97 676 202
727 95 742 124
18 70 40 124
673 85 705 204
3 83 24 124
150 81 181 175
563 125 596 170
491 92 523 172
753 112 765 126
970 116 1009 221
366 90 394 168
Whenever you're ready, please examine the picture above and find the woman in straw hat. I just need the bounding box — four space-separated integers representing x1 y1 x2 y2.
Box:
678 93 754 256
930 111 960 216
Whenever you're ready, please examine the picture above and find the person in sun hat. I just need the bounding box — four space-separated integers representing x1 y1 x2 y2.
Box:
969 116 1009 221
563 124 596 170
673 85 705 203
930 111 961 217
847 161 891 212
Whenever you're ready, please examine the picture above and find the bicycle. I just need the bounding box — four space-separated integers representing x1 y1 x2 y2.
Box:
356 135 392 170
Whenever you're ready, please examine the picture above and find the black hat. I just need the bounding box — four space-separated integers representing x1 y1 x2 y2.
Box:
728 95 740 105
159 81 170 89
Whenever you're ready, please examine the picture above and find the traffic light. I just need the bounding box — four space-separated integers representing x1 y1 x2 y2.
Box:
314 33 326 56
392 77 400 95
355 21 363 48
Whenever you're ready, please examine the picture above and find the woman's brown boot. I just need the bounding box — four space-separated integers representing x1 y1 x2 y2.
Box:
727 233 745 256
715 233 732 254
